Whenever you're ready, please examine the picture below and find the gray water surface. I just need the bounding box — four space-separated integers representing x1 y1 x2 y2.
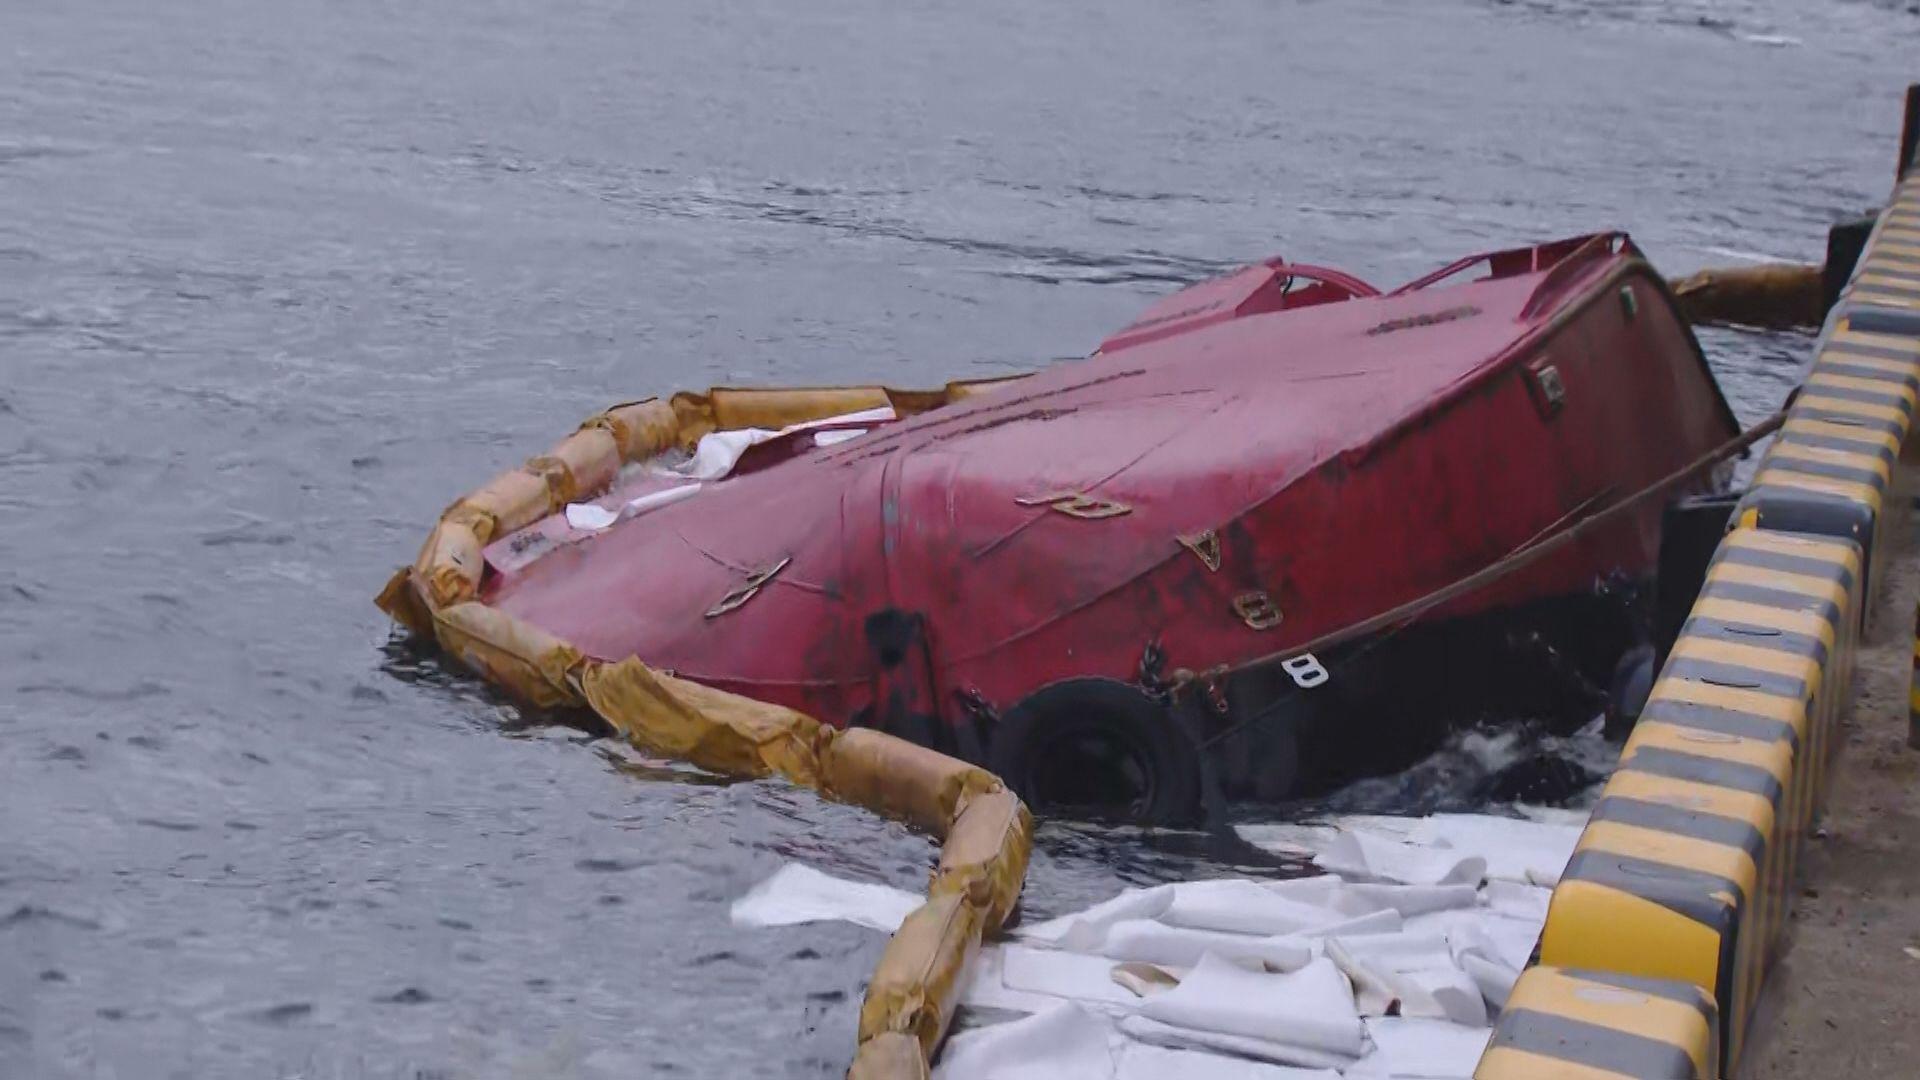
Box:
3 1 1916 1076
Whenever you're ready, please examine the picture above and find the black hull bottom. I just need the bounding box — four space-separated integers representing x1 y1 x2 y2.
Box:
1203 583 1647 803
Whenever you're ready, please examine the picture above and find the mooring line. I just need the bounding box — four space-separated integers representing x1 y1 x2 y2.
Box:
1180 404 1790 758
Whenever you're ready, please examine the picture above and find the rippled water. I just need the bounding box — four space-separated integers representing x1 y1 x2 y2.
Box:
3 1 1916 1076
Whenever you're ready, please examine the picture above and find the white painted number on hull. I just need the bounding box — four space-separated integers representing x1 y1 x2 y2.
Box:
1282 653 1329 689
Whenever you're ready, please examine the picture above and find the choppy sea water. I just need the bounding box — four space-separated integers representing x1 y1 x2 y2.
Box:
4 0 1917 1076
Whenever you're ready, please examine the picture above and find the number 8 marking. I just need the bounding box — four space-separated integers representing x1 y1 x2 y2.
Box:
1282 653 1329 689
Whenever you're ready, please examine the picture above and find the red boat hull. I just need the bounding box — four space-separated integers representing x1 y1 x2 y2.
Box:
482 235 1738 807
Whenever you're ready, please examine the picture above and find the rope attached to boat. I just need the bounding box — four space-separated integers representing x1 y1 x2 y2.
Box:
1179 404 1790 740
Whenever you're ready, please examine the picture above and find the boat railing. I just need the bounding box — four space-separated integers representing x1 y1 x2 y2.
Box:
1515 232 1634 320
1388 231 1630 302
1257 258 1382 302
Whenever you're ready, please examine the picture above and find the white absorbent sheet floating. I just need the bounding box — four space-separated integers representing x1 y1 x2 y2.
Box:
732 810 1575 1079
563 482 703 532
728 862 920 934
936 1002 1345 1080
648 404 898 482
1137 954 1366 1066
1237 812 1582 888
560 405 898 532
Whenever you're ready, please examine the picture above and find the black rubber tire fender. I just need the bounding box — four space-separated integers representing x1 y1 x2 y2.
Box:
987 677 1202 827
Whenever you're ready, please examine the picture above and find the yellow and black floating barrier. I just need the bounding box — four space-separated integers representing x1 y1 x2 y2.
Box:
1528 525 1860 1074
1737 134 1920 626
1478 86 1920 1079
1839 172 1920 332
1477 966 1719 1079
1737 314 1916 627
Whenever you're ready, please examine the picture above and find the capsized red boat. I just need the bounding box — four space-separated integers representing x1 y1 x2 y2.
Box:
406 233 1743 822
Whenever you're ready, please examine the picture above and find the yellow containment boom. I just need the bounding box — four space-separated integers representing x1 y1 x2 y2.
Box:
1669 263 1825 330
376 380 1035 1079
